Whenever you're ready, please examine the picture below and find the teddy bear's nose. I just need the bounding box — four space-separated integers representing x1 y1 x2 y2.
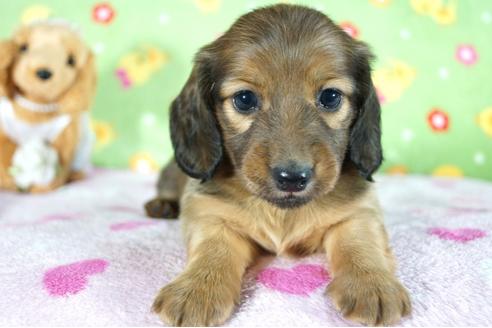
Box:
36 69 53 81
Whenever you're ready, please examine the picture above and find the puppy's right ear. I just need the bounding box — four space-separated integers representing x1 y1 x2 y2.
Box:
0 40 16 97
170 53 223 181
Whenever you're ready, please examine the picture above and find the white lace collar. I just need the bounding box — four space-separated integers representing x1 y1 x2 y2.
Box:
0 96 70 145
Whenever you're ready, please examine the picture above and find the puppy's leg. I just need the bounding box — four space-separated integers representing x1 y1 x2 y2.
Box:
153 224 257 326
324 213 411 326
145 160 186 218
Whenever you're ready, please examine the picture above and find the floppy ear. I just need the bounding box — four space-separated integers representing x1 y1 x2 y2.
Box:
349 43 383 182
170 54 222 181
59 51 97 113
0 40 16 98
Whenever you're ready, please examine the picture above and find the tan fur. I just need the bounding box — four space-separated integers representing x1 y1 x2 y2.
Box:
149 5 410 326
0 22 96 192
181 167 371 255
222 101 253 134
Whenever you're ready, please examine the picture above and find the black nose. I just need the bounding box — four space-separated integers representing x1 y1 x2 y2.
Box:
36 69 52 80
272 166 313 193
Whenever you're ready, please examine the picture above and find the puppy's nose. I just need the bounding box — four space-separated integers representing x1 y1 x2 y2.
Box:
36 69 52 81
272 166 313 193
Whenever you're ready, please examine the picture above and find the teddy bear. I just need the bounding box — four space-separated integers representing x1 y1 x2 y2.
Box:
0 19 96 192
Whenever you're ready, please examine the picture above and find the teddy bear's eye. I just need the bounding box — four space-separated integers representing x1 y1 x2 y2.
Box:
67 55 76 67
19 44 28 53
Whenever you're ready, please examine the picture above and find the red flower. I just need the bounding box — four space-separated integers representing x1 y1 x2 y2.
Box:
427 109 449 132
339 21 359 39
92 3 115 25
455 44 478 67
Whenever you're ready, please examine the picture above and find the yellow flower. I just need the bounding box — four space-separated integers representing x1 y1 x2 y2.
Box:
21 5 52 24
194 0 221 13
92 120 116 148
369 0 392 8
477 107 492 137
431 1 456 25
129 153 159 174
411 0 456 25
410 0 442 15
432 165 463 178
387 165 408 175
119 46 168 86
373 60 416 103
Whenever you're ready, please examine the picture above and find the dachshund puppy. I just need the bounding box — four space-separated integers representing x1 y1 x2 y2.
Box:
146 4 411 326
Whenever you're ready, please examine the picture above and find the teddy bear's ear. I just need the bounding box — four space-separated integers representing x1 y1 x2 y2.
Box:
0 40 16 69
12 24 31 45
0 40 16 98
58 50 97 113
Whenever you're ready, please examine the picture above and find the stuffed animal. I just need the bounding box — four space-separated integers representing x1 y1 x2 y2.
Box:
0 20 96 192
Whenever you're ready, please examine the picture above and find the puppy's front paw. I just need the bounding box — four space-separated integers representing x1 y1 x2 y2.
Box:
145 198 179 219
327 271 411 326
152 275 237 326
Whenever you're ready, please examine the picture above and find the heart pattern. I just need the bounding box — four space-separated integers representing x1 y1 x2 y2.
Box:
257 264 330 296
39 213 81 223
110 220 157 231
428 227 487 243
43 259 109 297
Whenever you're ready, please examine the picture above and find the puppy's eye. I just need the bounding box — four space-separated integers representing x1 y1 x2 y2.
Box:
233 90 258 114
319 88 342 112
67 55 76 67
19 44 28 53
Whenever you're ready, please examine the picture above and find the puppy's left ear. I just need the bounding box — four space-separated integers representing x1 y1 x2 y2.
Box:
349 42 383 182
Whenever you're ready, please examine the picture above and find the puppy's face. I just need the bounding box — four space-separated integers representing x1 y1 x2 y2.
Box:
171 5 382 208
11 24 90 102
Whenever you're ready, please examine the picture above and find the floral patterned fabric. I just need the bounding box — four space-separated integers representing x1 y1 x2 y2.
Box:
1 0 491 180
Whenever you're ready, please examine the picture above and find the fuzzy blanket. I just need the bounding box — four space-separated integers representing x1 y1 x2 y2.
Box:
1 169 491 326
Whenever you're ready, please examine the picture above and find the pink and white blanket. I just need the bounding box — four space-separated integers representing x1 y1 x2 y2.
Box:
1 169 491 326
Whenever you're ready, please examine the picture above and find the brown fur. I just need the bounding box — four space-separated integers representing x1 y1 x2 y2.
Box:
0 22 96 192
147 4 410 326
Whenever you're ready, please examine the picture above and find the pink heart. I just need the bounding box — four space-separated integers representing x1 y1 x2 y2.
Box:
257 264 330 295
39 213 80 223
43 259 109 297
110 220 158 231
428 227 487 243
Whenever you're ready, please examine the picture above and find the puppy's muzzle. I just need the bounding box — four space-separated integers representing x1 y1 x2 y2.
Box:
272 165 313 192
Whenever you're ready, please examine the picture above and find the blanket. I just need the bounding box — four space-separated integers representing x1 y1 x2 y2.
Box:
1 169 491 326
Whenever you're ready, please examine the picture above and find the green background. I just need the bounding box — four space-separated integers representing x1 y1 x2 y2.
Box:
1 0 491 180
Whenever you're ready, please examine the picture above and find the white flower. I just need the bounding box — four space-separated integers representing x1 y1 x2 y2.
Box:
9 139 59 190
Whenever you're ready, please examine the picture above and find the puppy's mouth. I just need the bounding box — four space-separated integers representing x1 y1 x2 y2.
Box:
264 193 312 209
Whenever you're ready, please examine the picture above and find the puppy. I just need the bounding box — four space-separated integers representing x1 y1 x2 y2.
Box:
146 4 411 326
